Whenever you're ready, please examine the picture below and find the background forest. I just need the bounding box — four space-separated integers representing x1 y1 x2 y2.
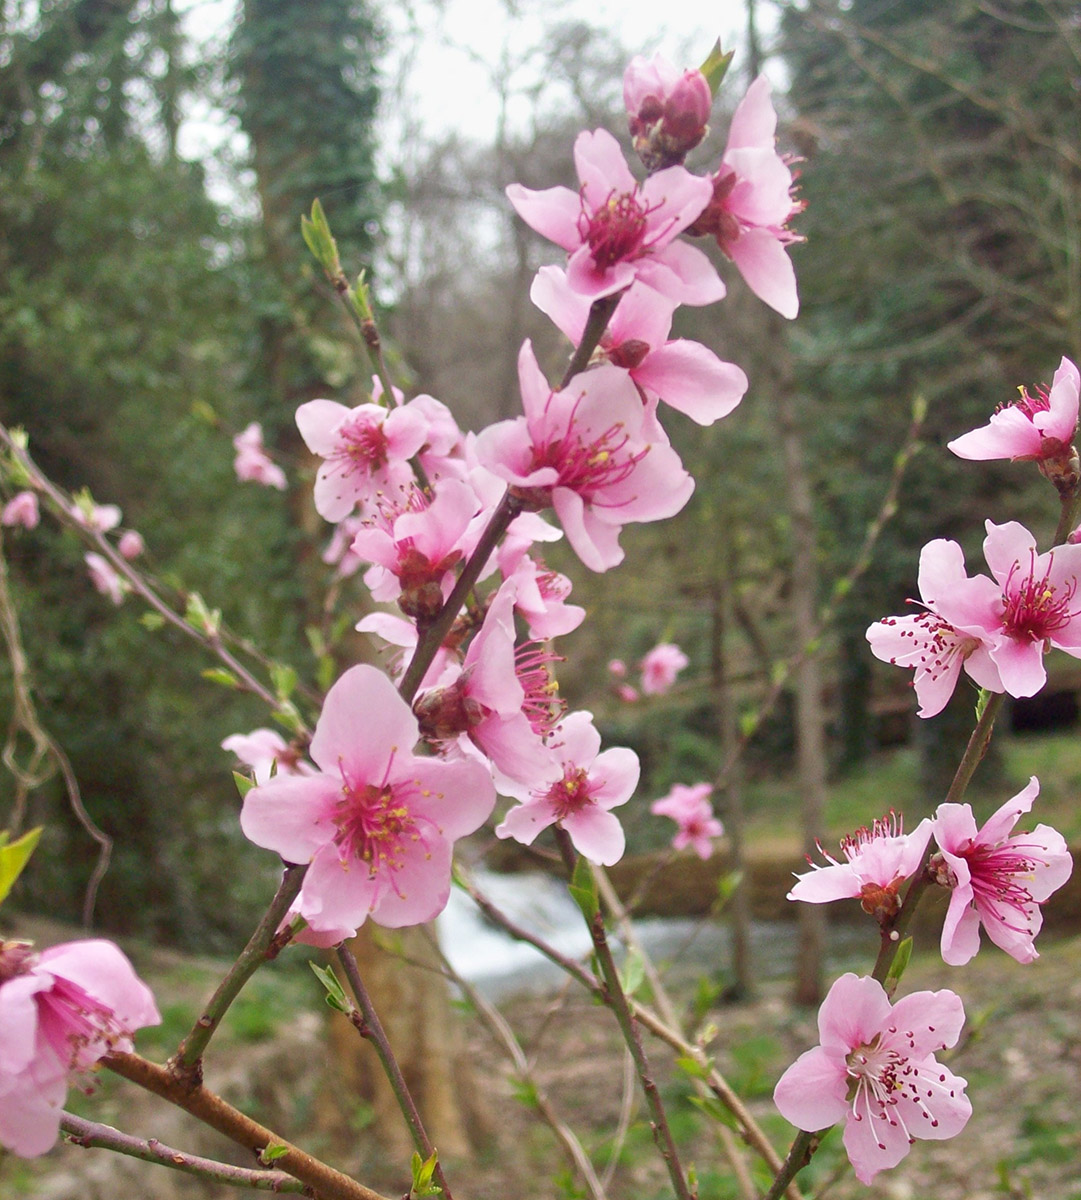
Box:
2 0 1080 959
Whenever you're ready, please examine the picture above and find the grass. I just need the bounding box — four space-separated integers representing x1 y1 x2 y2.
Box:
738 727 1081 843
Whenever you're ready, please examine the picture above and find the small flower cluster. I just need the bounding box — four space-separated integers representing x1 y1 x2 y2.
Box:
0 937 159 1156
228 54 801 939
608 640 690 702
777 360 1079 1184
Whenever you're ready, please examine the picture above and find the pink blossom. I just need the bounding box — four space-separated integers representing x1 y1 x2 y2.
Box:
233 422 287 491
413 584 560 787
0 938 160 1157
1 491 39 530
687 75 802 318
71 502 121 533
530 268 747 427
350 480 480 621
240 664 495 935
496 710 639 864
506 129 723 306
475 341 694 572
608 658 628 678
498 550 585 639
788 813 932 921
222 728 314 785
773 974 970 1185
117 529 145 560
295 399 428 522
616 684 640 703
930 777 1073 965
84 552 126 605
624 53 712 169
355 611 455 693
640 642 689 695
650 782 723 859
948 357 1080 463
980 520 1081 696
866 538 1005 717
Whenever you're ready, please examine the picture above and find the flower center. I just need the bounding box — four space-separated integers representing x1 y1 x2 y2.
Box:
332 771 419 876
338 414 390 470
579 188 652 270
515 641 566 736
1007 383 1051 421
1000 553 1079 641
547 766 594 820
960 837 1047 932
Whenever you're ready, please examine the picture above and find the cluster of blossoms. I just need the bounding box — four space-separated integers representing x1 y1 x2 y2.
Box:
867 357 1081 717
650 781 723 858
777 781 1072 1181
608 640 689 702
0 938 159 1156
230 53 802 938
776 358 1079 1183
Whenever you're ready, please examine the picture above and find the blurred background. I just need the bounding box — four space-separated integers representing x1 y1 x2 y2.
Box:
1 0 1079 954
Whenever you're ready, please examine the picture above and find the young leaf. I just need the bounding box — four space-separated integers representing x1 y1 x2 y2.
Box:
232 770 255 799
567 855 599 923
310 962 351 1014
259 1142 289 1164
202 668 240 689
0 826 42 907
884 935 914 993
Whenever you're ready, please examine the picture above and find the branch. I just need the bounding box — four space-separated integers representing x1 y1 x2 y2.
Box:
335 945 454 1200
174 865 307 1071
103 1050 391 1200
60 1113 312 1194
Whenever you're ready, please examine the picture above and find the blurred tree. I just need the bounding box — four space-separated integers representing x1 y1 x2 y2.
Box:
781 0 1081 790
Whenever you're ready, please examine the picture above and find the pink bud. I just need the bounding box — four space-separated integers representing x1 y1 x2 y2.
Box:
118 530 145 560
1 491 39 530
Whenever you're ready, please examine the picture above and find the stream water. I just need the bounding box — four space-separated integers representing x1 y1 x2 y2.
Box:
436 869 860 1001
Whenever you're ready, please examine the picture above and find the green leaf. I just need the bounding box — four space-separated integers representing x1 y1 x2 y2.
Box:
301 198 340 272
410 1148 442 1197
309 962 351 1014
884 935 913 993
698 40 734 97
260 1142 289 1164
620 948 645 998
201 667 240 689
567 856 599 923
675 1054 711 1081
232 771 255 799
688 1094 737 1128
715 870 742 909
272 701 305 736
185 592 221 637
0 827 42 907
975 688 991 722
270 662 298 702
139 611 166 631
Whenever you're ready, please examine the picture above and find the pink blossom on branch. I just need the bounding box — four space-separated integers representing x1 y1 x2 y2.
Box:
788 812 932 922
930 777 1073 965
773 974 971 1185
0 938 160 1157
295 398 429 523
1 491 39 530
240 664 495 935
866 538 1004 718
117 529 145 560
496 710 639 865
84 552 127 605
506 129 723 306
686 75 802 319
530 268 747 427
650 782 723 858
640 642 689 694
476 342 694 572
232 422 287 491
623 53 712 170
222 728 314 785
948 356 1080 464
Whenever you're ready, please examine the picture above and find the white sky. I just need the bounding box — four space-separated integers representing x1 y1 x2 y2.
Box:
173 0 771 189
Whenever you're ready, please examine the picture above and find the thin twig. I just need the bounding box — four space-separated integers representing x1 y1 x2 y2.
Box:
60 1112 312 1194
335 944 454 1200
174 865 307 1072
421 927 609 1200
103 1050 391 1200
